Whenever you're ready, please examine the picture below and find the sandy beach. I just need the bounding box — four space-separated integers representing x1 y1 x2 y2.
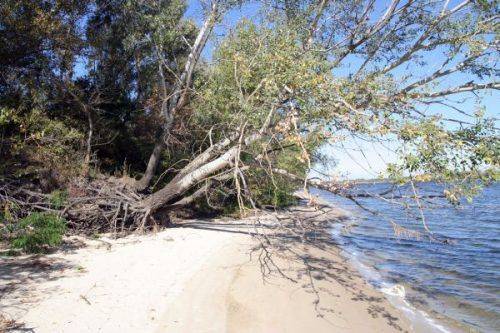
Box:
1 205 415 333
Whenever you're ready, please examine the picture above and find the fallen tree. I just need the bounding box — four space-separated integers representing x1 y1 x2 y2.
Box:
1 0 498 235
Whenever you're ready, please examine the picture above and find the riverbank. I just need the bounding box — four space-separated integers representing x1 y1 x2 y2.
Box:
1 205 414 332
316 182 499 333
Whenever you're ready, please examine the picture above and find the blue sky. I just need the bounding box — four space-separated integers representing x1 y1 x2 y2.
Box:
185 0 498 179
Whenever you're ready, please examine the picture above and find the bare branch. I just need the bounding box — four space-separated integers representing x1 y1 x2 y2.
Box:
418 81 500 98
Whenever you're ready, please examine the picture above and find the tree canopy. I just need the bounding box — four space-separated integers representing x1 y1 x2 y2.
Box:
1 0 498 234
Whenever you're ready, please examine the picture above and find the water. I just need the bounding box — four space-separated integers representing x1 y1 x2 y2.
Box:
316 182 500 333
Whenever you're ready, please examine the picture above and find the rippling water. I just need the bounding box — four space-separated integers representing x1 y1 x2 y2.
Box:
317 182 500 333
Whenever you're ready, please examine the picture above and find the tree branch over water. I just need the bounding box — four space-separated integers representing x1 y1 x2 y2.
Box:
0 0 498 235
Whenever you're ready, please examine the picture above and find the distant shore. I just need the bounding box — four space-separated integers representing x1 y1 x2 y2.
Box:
1 205 415 333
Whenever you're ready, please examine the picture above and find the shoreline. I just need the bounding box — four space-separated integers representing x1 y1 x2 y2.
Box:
336 242 462 333
2 205 418 332
319 189 481 333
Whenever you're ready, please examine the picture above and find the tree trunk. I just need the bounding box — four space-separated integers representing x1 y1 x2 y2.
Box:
134 2 219 190
82 107 93 177
139 126 270 213
134 139 164 191
140 146 237 212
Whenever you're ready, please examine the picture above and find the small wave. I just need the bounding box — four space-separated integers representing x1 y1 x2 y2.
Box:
381 284 406 298
326 182 500 332
378 283 452 333
332 227 455 333
338 240 494 332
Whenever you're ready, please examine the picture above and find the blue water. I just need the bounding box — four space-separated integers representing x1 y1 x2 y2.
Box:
316 182 500 333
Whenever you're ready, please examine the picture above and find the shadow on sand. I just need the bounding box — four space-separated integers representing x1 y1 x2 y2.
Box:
173 205 407 332
0 239 86 332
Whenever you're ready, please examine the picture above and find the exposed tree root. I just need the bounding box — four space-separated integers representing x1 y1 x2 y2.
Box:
1 177 156 234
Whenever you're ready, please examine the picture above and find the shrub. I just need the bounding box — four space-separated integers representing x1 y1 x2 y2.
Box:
49 190 68 209
10 213 66 253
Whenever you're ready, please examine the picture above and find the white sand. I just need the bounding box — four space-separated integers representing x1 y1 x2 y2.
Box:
1 209 414 333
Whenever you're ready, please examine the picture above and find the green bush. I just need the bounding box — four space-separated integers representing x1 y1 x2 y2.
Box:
49 190 68 209
10 213 66 253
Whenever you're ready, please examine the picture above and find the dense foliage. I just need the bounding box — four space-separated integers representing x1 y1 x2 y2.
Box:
0 0 498 240
9 213 66 253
